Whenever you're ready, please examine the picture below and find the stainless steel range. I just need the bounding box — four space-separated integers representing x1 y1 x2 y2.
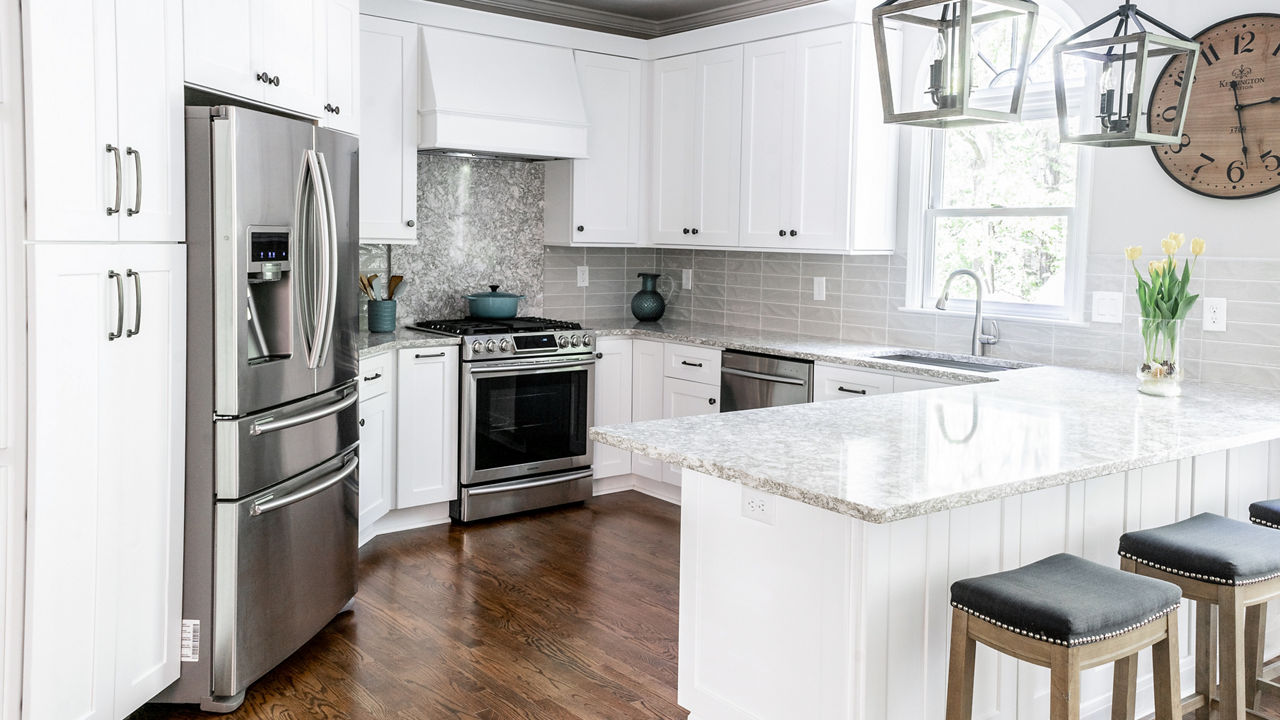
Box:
409 317 596 521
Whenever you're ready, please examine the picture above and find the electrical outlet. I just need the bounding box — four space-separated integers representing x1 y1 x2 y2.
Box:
1091 291 1123 324
682 268 693 290
1203 297 1227 332
576 266 589 287
813 276 826 301
740 487 775 525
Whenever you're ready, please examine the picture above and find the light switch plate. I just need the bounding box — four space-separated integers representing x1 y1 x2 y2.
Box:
576 266 589 287
1091 291 1123 324
813 276 826 301
682 269 693 290
1203 297 1227 332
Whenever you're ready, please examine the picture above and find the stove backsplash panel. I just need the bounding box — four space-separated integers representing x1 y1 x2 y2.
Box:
359 154 545 325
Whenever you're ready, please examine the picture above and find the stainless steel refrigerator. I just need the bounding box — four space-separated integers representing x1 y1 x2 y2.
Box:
153 105 360 712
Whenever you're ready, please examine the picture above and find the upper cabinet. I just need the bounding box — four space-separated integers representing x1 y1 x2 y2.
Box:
358 16 419 244
545 52 645 246
651 47 743 248
183 0 345 124
24 0 184 244
321 0 360 134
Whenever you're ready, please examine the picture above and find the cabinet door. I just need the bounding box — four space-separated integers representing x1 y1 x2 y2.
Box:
787 27 853 252
650 54 696 245
631 340 665 480
115 0 185 243
359 16 419 243
25 244 118 720
661 377 720 486
321 0 360 135
690 46 743 248
182 0 263 102
358 392 394 534
572 53 643 245
739 36 794 248
261 0 327 115
396 348 459 507
107 244 186 717
592 338 632 479
23 0 120 243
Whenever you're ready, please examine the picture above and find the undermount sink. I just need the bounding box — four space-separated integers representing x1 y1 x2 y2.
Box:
872 353 1019 374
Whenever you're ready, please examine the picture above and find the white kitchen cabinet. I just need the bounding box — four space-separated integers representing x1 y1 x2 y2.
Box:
813 363 895 402
359 16 419 244
396 347 459 507
651 47 743 248
358 390 395 534
741 27 853 252
320 0 360 134
25 242 186 720
545 53 645 246
631 340 665 481
892 375 958 393
661 377 720 486
24 0 184 244
592 338 633 479
663 342 722 385
183 0 328 119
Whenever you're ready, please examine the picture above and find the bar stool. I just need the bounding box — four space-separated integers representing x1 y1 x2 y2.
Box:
946 553 1183 720
1250 500 1280 706
1119 512 1280 719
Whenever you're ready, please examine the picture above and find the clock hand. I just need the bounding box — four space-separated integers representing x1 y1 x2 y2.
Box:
1230 81 1249 168
1239 96 1280 110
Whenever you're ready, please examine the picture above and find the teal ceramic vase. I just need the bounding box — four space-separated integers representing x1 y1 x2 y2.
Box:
368 300 397 333
631 273 665 322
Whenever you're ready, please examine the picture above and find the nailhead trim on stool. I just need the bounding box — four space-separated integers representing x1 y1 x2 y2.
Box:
1119 550 1280 587
1251 517 1280 530
950 601 1181 648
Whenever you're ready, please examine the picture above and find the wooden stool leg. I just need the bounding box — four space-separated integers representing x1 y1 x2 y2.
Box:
945 609 976 720
1195 599 1216 720
1245 602 1266 710
1151 611 1182 720
1219 586 1246 720
1050 646 1082 720
1111 654 1137 720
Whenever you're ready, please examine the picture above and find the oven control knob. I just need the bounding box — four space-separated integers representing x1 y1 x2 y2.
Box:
558 335 570 348
471 341 483 354
485 339 497 353
570 335 581 347
498 339 511 353
583 335 593 347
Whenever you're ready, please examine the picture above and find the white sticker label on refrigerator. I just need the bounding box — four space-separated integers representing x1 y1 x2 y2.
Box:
180 619 200 662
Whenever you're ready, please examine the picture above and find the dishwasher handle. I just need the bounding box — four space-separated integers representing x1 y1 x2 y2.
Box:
721 367 807 387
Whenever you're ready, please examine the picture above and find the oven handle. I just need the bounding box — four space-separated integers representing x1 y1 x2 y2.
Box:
466 469 594 497
468 358 596 374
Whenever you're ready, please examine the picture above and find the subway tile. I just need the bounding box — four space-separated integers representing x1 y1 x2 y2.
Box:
1052 325 1125 349
761 288 801 305
694 255 727 272
1086 254 1129 277
845 263 890 281
548 306 585 323
799 305 840 325
1204 258 1280 283
1200 361 1280 388
693 269 726 287
762 259 802 276
762 274 802 291
725 272 763 288
841 308 887 327
886 328 936 349
798 319 841 339
544 280 585 295
726 257 763 275
842 279 891 297
841 293 890 312
693 310 726 325
760 302 801 320
841 324 889 344
801 258 844 276
987 340 1054 365
584 279 628 294
695 284 728 300
693 295 727 313
1201 279 1280 304
724 312 762 329
1218 301 1280 325
725 284 763 302
1052 346 1124 373
760 315 800 334
725 299 762 316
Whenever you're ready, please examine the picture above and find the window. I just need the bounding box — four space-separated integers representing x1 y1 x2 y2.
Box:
913 9 1090 321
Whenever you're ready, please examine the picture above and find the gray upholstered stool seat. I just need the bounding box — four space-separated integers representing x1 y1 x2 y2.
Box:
1118 512 1280 586
950 553 1182 647
1250 499 1280 529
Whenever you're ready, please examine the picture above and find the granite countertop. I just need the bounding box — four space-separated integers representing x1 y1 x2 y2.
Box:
591 366 1280 524
358 328 460 358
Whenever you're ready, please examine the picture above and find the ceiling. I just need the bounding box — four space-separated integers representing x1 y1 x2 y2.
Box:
420 0 827 38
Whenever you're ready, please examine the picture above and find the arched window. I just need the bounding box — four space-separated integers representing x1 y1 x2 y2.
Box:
910 5 1090 321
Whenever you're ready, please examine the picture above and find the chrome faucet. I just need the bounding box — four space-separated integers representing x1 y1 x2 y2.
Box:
935 269 999 356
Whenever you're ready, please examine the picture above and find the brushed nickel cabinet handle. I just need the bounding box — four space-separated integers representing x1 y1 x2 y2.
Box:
107 271 124 340
126 269 141 337
105 145 122 216
126 147 142 216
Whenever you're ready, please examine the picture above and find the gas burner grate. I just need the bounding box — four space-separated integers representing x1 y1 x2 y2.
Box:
408 316 584 336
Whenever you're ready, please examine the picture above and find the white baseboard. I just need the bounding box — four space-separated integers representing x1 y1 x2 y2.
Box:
592 474 638 495
593 473 681 505
359 502 452 547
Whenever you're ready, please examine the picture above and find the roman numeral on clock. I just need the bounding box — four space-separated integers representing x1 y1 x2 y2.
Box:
1202 43 1221 66
1273 41 1280 57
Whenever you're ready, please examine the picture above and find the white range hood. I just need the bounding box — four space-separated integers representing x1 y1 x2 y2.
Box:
418 26 589 160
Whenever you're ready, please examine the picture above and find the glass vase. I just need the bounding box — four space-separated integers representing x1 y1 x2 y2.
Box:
1137 318 1183 397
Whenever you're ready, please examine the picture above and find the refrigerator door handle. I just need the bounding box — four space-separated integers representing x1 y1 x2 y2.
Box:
249 387 358 436
250 454 358 516
292 151 317 367
313 150 339 369
305 149 332 370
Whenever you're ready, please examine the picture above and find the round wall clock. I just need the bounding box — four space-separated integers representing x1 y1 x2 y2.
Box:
1149 14 1280 199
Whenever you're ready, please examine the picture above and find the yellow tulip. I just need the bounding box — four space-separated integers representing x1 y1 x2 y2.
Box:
1124 246 1142 261
1191 237 1206 256
1170 232 1187 250
1149 259 1165 276
1160 236 1179 255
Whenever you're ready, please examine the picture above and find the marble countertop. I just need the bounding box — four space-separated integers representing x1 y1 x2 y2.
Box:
591 365 1280 524
358 328 459 359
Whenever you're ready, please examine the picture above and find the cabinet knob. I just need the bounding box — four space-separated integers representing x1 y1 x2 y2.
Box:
256 71 269 83
682 228 690 235
708 397 717 406
333 105 340 115
406 220 415 228
576 225 585 232
778 230 786 237
271 75 280 86
691 228 699 235
789 229 797 237
359 418 366 427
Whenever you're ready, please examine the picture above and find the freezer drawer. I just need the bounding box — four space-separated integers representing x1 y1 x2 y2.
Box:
215 382 359 498
212 448 359 698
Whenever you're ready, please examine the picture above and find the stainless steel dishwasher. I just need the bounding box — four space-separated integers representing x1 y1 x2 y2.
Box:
720 351 814 412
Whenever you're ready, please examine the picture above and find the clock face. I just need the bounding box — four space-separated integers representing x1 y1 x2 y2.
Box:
1149 14 1280 200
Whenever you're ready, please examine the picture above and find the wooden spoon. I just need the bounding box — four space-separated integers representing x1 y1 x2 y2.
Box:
358 274 375 300
387 275 404 300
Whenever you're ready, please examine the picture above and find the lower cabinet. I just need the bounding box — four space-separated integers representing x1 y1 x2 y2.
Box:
660 377 721 487
593 338 633 479
396 347 459 507
814 362 960 401
26 243 186 720
357 383 395 534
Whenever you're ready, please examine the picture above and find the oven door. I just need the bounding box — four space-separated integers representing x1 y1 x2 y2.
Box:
462 356 594 486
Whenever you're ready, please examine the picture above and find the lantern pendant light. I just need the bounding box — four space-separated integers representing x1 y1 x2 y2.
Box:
1053 2 1199 147
872 0 1040 128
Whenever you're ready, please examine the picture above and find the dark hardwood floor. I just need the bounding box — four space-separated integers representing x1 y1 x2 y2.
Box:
131 491 687 720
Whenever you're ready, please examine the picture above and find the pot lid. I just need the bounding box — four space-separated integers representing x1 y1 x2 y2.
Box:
464 284 525 300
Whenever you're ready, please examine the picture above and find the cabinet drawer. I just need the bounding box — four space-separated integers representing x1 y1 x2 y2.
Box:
813 364 894 402
664 343 722 385
359 353 392 400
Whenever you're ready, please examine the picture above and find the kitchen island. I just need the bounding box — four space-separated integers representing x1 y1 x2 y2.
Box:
591 366 1280 720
